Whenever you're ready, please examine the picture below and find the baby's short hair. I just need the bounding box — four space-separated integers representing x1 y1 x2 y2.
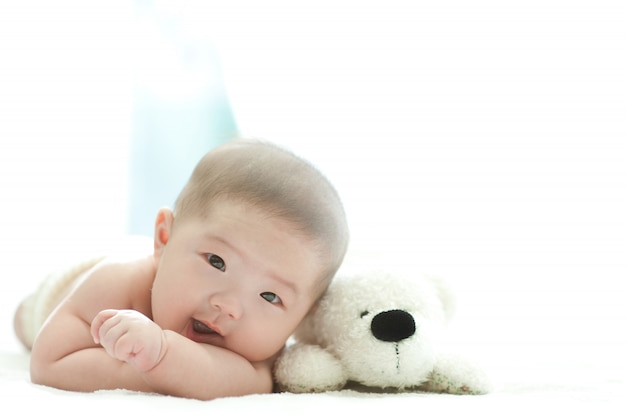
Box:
174 139 349 290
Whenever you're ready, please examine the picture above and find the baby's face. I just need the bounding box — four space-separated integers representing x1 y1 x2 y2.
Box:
151 199 322 363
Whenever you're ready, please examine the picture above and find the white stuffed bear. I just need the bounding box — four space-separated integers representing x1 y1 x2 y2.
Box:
274 271 491 395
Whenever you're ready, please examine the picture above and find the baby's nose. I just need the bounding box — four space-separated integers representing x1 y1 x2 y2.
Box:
370 309 416 342
209 293 243 320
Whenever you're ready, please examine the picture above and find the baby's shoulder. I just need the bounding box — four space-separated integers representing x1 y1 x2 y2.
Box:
85 236 154 279
73 237 156 308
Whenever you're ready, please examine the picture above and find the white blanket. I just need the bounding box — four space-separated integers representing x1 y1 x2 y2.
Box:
0 349 623 416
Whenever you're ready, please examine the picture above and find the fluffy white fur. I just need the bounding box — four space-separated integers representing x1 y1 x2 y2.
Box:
274 271 491 394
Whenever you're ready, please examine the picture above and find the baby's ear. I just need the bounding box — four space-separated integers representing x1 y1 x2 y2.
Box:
153 208 174 257
426 274 457 323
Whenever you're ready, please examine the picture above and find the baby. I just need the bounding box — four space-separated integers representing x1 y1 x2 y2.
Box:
13 140 349 400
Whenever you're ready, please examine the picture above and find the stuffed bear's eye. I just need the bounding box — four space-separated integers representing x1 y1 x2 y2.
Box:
360 311 370 318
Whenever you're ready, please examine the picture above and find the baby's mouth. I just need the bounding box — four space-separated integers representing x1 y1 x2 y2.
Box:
192 319 219 335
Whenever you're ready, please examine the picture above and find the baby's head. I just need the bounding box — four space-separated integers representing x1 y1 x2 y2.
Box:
173 139 349 297
151 140 349 362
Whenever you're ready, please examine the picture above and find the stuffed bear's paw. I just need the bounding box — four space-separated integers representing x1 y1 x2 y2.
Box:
421 352 492 395
274 344 347 393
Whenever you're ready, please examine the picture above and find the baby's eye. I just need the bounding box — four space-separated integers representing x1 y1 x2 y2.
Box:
260 292 282 305
206 254 226 271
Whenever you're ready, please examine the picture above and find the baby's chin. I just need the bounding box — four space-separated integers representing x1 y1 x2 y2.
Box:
190 332 285 364
232 339 288 364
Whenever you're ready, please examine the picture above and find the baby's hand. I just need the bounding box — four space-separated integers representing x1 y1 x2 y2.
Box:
91 309 167 373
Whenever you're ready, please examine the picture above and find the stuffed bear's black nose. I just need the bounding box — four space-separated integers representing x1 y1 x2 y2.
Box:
370 309 416 342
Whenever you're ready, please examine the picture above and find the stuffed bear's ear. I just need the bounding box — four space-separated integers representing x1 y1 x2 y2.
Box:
425 274 457 323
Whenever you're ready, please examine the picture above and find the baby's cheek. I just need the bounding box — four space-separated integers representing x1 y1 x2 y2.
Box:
234 325 288 363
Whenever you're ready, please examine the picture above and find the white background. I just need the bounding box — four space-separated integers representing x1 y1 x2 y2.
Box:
1 0 625 381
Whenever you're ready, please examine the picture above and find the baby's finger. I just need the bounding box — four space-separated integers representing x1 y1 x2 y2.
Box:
90 309 120 344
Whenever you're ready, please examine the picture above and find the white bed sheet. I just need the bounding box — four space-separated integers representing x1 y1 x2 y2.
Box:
1 350 624 416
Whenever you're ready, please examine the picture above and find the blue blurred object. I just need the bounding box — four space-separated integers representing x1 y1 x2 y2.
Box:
127 2 238 236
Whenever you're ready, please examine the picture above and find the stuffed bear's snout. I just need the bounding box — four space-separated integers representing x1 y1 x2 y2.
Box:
370 309 416 342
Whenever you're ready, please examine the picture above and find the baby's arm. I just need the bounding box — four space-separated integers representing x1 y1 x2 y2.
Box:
91 308 273 399
33 307 272 399
30 260 157 393
30 306 154 392
150 331 275 399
